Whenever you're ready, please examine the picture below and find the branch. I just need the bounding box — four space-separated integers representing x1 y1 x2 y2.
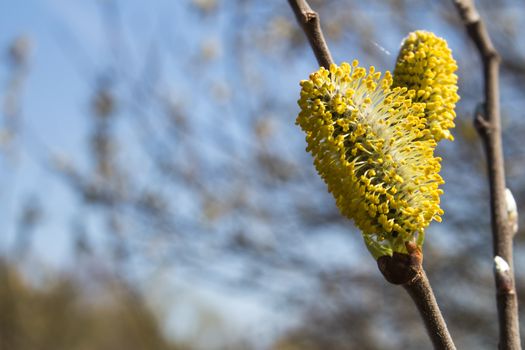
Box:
288 1 456 348
453 1 521 349
287 0 334 69
378 242 456 350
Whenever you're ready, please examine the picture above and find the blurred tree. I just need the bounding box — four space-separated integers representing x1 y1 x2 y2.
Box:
0 260 187 350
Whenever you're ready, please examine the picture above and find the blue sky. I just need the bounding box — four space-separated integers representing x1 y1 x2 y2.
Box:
1 0 89 263
1 1 302 344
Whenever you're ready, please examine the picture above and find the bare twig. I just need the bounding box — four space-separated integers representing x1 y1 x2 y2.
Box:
287 0 334 68
404 271 456 350
453 1 521 349
378 243 456 350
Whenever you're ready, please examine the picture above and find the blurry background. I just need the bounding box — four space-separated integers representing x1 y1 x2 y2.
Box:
1 0 524 349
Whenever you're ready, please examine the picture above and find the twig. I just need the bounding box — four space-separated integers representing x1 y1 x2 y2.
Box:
404 271 456 350
287 0 334 69
452 1 521 349
288 1 457 348
378 243 456 350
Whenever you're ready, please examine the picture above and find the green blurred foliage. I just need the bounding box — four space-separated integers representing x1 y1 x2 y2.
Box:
0 261 186 350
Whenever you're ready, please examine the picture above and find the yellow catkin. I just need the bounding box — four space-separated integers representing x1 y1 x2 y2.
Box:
393 31 460 142
297 62 446 258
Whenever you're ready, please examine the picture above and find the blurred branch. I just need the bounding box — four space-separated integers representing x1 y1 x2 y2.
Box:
452 1 522 349
287 0 334 68
1 36 31 156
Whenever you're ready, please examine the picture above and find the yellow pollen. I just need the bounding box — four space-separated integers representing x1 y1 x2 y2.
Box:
296 57 455 259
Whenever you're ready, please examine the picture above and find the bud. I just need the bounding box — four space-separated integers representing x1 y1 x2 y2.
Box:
297 61 447 258
394 31 460 142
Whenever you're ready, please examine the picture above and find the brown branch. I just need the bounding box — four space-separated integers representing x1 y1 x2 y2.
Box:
288 1 456 348
453 1 521 349
287 0 334 69
378 242 456 350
